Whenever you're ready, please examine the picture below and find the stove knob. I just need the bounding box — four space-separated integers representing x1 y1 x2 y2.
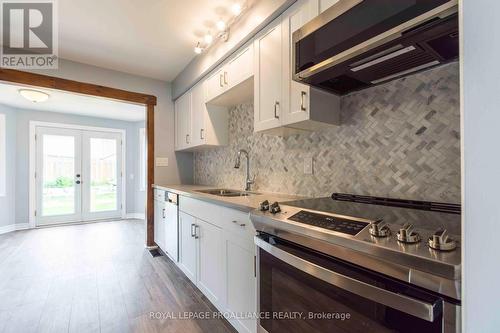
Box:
369 219 391 237
259 200 270 211
397 223 421 243
428 229 457 251
269 202 281 214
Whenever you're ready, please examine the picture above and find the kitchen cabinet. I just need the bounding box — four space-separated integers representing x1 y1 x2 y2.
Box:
178 210 225 309
197 219 224 307
205 45 254 107
253 16 284 132
154 190 166 250
224 231 257 333
253 0 340 135
174 91 192 151
178 211 197 283
175 83 228 152
178 196 257 333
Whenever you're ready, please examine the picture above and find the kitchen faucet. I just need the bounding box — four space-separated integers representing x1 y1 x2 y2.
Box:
234 149 254 191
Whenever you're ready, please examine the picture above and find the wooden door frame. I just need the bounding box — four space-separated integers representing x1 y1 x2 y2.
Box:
0 68 157 247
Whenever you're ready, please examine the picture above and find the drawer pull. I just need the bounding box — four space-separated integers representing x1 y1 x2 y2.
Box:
232 220 246 227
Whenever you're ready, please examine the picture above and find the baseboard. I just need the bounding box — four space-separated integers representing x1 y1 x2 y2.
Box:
126 213 145 220
0 223 31 235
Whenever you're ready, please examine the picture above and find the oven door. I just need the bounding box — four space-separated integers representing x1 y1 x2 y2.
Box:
255 234 453 333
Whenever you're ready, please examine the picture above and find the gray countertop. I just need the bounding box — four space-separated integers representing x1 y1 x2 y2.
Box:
153 184 303 213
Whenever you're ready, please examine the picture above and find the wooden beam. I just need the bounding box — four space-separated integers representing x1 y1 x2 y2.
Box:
0 68 157 106
146 103 155 247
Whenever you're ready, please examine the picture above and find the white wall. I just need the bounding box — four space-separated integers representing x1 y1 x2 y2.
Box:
0 106 16 228
462 0 500 331
26 58 194 186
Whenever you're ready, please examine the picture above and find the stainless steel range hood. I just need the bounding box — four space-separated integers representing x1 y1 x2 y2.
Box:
292 0 459 95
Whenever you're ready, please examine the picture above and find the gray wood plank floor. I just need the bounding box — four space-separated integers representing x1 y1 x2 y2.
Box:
0 220 236 333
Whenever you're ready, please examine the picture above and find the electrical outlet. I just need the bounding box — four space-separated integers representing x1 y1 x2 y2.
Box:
304 156 313 175
155 157 169 167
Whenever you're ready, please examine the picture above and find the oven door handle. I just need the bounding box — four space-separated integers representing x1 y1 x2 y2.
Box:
255 236 442 322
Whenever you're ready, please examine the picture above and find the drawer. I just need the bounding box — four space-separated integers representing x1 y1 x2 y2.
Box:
180 196 223 227
154 188 166 201
220 206 256 241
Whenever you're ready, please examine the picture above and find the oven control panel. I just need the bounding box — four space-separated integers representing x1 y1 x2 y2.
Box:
288 210 368 236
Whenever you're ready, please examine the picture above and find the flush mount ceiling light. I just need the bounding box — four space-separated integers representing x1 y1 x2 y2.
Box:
18 89 50 103
193 2 247 54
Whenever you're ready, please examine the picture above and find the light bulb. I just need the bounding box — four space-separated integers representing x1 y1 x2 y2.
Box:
194 43 203 54
231 3 242 16
204 33 213 45
216 20 226 31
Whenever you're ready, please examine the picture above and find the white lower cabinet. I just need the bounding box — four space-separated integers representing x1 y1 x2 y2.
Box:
224 232 257 333
178 211 197 283
178 197 257 333
197 218 224 308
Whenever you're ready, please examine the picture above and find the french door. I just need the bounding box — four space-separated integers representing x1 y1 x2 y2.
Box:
35 126 123 226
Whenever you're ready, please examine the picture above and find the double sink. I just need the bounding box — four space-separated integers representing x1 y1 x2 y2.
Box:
196 188 260 197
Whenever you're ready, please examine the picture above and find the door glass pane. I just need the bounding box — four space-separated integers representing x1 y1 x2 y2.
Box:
90 138 117 212
42 135 75 216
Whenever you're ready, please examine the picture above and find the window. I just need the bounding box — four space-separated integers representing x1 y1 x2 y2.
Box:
0 114 5 196
139 128 146 191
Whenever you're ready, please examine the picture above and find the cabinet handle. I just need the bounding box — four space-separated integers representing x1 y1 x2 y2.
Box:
185 134 190 144
232 220 246 227
191 224 196 237
194 225 200 239
224 71 228 85
200 129 204 140
219 74 223 87
301 91 307 111
162 208 165 219
274 101 280 119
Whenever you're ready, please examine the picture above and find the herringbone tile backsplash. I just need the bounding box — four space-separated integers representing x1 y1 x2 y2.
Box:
194 62 460 203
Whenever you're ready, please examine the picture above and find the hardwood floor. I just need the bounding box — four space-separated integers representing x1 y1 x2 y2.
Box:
0 220 236 333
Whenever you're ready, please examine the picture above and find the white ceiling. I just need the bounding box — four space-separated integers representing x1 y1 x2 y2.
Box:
0 83 146 122
56 0 246 82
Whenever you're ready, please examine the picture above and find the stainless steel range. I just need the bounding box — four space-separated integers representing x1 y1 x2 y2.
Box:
250 193 461 333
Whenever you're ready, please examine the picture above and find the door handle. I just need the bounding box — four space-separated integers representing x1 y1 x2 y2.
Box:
254 236 442 322
191 224 196 237
75 180 81 185
162 208 165 219
224 71 228 85
76 174 81 178
200 129 204 140
219 74 223 87
194 225 200 239
274 101 280 119
300 91 307 111
186 134 190 144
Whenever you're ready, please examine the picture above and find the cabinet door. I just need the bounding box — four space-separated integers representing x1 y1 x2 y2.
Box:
225 233 257 333
175 91 192 150
205 68 227 103
228 45 253 89
197 219 224 309
254 17 283 132
178 211 197 283
191 83 206 147
283 0 315 126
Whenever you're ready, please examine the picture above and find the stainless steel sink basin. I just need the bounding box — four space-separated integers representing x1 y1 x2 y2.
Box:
196 189 260 197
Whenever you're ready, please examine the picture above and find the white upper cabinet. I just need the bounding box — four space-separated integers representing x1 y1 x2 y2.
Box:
205 45 254 107
253 0 340 135
253 16 284 133
175 83 228 152
174 90 192 151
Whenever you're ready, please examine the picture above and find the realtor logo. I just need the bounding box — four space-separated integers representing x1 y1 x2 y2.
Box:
1 0 58 69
